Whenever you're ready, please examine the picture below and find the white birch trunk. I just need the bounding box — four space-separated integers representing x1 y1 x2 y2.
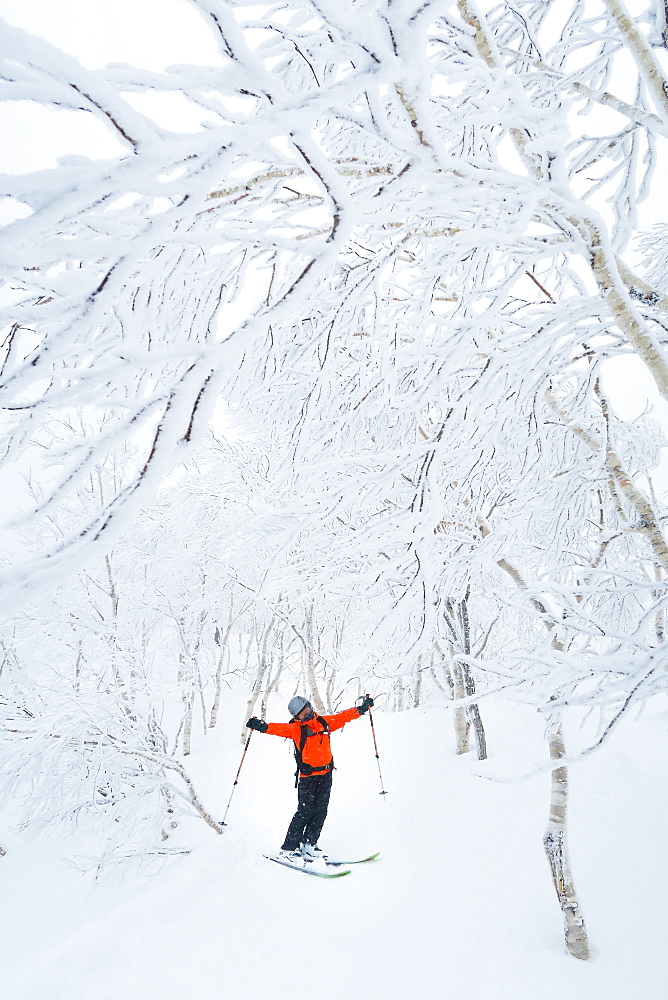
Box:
654 565 666 642
303 604 326 714
467 701 487 762
460 599 487 761
478 516 590 955
413 655 423 708
261 658 284 718
604 0 668 122
543 721 591 960
209 617 232 729
104 552 132 718
182 693 193 757
241 619 275 742
451 659 470 755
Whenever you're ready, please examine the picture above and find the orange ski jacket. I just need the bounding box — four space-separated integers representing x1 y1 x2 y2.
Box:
265 707 362 777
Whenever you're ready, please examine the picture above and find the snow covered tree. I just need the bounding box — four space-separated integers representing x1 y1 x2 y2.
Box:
2 0 668 955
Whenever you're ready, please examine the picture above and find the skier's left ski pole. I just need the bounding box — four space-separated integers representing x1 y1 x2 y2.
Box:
366 695 387 797
221 729 253 827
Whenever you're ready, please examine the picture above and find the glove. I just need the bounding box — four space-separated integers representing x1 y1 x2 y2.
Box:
357 696 374 715
246 717 268 732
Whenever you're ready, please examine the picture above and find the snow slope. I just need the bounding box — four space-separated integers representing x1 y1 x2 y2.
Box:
1 696 666 1000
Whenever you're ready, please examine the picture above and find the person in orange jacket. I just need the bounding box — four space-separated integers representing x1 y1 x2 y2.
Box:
247 694 374 860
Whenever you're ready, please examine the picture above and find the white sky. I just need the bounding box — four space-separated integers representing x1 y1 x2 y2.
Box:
0 0 220 71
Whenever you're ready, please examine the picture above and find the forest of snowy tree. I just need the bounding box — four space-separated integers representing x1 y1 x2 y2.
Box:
2 0 668 963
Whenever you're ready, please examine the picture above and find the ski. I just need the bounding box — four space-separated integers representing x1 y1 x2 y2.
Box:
264 854 351 878
325 851 380 867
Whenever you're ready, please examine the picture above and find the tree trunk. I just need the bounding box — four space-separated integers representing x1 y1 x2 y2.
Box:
654 564 665 642
393 676 404 712
604 0 668 122
303 604 326 714
325 667 337 712
433 643 454 696
443 599 487 757
451 659 470 754
210 594 253 729
209 641 229 729
543 722 590 960
261 629 285 717
74 641 83 694
176 645 194 756
466 699 487 761
413 654 423 707
104 552 132 718
476 520 590 956
459 599 487 761
241 619 275 742
199 685 207 737
182 693 193 757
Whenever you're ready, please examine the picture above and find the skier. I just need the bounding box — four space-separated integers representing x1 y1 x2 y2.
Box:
246 694 374 861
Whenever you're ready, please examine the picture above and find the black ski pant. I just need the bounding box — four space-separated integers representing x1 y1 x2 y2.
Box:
281 770 332 851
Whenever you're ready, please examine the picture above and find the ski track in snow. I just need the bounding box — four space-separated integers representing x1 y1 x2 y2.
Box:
0 698 666 1000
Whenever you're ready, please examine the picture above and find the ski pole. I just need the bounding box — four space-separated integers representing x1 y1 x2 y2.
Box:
366 695 387 797
221 729 253 827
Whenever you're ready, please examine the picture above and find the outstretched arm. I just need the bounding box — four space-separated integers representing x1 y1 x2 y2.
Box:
324 697 374 732
246 717 301 738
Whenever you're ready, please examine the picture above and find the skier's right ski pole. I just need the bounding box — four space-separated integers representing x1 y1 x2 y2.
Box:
221 729 253 827
366 695 387 797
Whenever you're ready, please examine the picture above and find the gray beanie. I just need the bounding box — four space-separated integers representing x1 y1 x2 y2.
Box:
288 695 311 718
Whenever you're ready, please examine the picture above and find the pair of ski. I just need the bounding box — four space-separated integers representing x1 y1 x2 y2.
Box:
264 851 380 879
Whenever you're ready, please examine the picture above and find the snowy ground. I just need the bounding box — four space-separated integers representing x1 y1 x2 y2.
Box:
1 695 666 1000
